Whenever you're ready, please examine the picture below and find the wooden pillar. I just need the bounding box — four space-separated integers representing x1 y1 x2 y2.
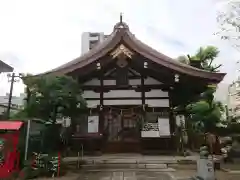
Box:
99 74 104 134
141 75 145 105
140 75 145 154
169 90 176 150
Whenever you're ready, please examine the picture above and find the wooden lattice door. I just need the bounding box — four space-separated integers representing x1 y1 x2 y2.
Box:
103 109 141 153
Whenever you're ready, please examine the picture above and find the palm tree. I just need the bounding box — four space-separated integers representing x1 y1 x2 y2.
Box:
176 46 224 152
177 46 222 72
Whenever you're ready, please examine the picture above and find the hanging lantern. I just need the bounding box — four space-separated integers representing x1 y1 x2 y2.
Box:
174 74 179 82
96 63 101 70
176 114 185 127
142 104 146 111
144 62 148 68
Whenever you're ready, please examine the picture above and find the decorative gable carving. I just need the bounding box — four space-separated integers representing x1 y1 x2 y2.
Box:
111 44 134 59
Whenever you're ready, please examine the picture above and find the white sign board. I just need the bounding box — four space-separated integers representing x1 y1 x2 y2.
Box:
141 123 159 137
158 117 170 136
87 116 99 133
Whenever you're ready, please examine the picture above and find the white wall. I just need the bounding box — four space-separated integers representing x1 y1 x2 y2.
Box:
145 99 169 107
83 77 163 86
145 89 168 97
82 77 169 107
103 90 141 98
82 91 100 98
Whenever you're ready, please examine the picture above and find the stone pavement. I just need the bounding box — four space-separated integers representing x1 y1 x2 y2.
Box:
77 171 172 180
63 153 200 164
34 171 173 180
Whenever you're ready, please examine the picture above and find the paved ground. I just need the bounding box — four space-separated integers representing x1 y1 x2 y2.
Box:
171 169 240 180
34 171 172 180
33 170 240 180
63 154 199 164
35 154 240 180
34 171 171 180
78 171 172 180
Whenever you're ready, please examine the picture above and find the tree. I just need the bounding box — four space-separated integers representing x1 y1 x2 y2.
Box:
186 88 225 132
177 46 221 72
216 0 240 51
177 46 224 132
20 75 86 122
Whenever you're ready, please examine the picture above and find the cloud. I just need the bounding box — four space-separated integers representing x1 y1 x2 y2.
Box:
0 0 238 97
146 26 186 50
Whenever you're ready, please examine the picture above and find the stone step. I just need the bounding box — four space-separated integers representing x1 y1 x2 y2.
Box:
79 168 176 172
81 163 168 170
64 157 180 164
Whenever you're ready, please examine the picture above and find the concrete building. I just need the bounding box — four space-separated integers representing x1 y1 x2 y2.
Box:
228 80 240 118
0 93 26 109
0 104 20 117
81 32 109 55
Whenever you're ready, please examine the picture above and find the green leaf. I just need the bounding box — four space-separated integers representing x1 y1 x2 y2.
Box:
21 75 86 122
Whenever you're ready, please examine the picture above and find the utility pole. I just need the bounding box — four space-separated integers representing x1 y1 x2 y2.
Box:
6 73 23 119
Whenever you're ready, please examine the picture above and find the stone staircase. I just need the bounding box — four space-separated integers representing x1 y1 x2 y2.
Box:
65 158 179 172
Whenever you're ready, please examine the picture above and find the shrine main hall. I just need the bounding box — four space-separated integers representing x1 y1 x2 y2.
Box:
40 19 225 154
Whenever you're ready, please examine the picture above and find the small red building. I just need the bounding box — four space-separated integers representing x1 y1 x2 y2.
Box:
0 121 23 179
37 20 225 154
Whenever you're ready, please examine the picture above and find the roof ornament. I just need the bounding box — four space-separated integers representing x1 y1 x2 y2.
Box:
114 13 129 30
111 44 134 59
120 13 123 23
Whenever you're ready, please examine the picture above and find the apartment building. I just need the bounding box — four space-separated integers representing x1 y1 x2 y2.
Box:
0 93 26 109
228 80 240 118
81 32 109 55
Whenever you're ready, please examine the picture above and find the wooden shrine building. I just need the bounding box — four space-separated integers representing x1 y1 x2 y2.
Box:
40 19 225 154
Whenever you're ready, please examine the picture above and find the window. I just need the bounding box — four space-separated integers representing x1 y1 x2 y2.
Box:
89 40 99 50
90 33 100 38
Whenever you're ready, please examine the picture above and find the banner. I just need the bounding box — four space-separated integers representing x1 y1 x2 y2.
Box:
158 117 170 136
87 116 99 133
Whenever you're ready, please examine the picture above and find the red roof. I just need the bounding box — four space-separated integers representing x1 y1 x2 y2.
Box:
0 121 23 130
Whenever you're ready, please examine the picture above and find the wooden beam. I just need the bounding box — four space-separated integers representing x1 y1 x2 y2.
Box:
81 84 170 91
100 76 140 80
99 71 104 134
84 97 169 100
100 74 104 105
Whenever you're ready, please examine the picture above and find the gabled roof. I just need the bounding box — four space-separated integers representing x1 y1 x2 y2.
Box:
42 21 226 82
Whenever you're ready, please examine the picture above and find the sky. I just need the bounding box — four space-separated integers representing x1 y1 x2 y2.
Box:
0 0 239 101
